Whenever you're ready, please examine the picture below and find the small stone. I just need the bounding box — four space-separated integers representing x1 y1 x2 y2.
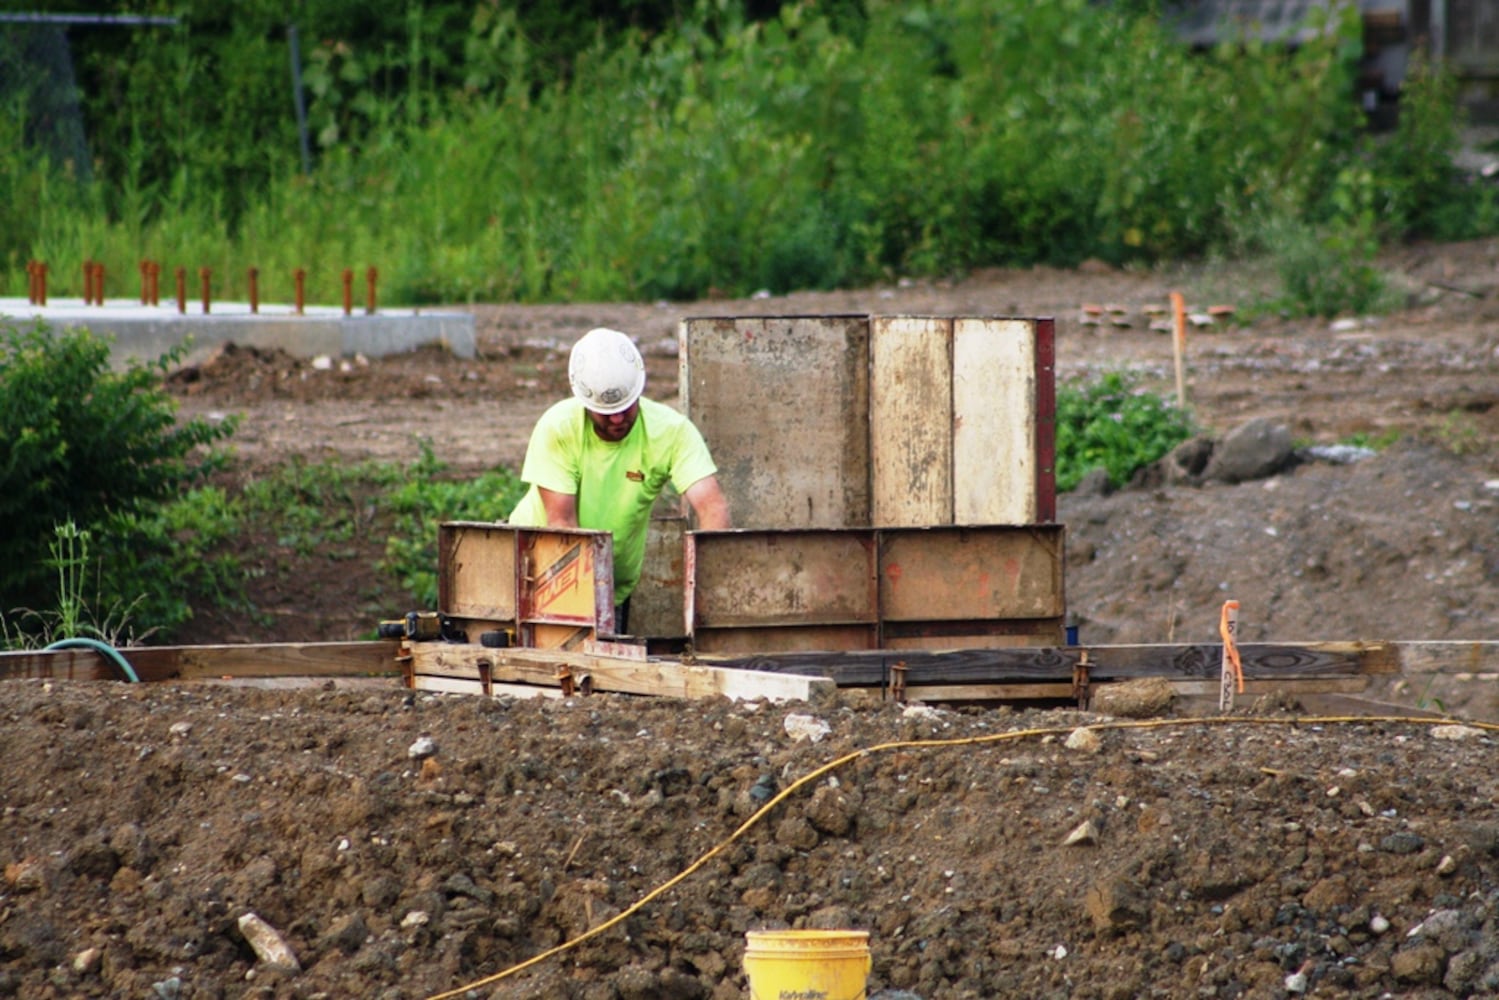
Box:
1380 832 1425 855
784 713 831 743
237 912 301 972
1436 854 1457 876
1064 727 1101 753
407 736 437 759
1431 725 1483 741
1063 819 1100 846
1371 914 1390 934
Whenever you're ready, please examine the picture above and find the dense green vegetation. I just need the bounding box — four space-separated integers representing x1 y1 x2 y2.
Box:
4 0 1491 315
0 323 525 646
1055 372 1198 492
0 322 235 639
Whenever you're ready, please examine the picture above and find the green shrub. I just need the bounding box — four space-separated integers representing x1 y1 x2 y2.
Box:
1056 372 1198 491
380 442 526 607
0 322 236 629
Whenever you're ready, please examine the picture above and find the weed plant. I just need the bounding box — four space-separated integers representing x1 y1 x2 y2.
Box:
380 442 526 607
1056 372 1198 492
5 0 1482 316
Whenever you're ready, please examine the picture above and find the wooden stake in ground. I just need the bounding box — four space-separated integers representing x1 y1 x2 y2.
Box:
1219 600 1242 711
1170 290 1188 409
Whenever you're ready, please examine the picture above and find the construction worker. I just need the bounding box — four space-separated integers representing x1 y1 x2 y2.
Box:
507 327 731 633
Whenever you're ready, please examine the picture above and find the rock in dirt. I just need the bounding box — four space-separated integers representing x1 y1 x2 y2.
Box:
1090 677 1175 717
1202 416 1295 484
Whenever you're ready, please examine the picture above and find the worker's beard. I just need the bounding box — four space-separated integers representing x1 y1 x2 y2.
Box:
588 404 638 442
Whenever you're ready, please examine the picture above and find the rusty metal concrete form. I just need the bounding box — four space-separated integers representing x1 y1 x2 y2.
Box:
437 521 615 648
685 529 878 652
878 525 1064 649
685 525 1063 653
680 315 871 530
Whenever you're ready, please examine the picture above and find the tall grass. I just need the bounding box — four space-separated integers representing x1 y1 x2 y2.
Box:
4 0 1487 308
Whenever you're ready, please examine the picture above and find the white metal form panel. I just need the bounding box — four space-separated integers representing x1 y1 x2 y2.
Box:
870 316 954 527
952 318 1036 524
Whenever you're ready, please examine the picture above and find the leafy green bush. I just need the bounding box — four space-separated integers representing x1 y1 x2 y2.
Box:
381 442 526 607
0 323 236 631
1056 372 1198 491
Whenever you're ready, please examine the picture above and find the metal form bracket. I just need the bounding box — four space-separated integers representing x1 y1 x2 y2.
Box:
889 660 908 704
1072 650 1091 709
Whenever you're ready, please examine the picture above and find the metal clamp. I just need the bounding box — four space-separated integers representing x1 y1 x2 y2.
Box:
1072 649 1091 709
556 663 575 697
889 660 908 704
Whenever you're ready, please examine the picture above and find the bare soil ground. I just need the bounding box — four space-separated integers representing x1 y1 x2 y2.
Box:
3 241 1499 999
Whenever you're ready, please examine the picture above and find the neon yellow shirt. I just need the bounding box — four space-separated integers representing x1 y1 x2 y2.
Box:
508 397 718 603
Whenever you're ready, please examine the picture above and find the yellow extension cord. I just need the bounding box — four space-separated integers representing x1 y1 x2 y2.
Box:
422 712 1499 1000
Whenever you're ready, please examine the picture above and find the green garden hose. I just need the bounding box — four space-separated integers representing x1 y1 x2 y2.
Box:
43 637 140 683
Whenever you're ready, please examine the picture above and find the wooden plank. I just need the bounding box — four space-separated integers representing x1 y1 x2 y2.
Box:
0 641 402 683
850 676 1371 705
412 675 565 699
1172 677 1371 697
691 641 1395 688
439 521 519 621
879 525 1065 621
408 644 833 703
681 315 870 530
1393 641 1499 675
870 316 953 526
519 529 613 634
952 318 1036 523
686 529 877 628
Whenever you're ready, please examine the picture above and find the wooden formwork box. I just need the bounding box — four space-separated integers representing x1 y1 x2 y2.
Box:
437 521 615 648
685 525 1065 652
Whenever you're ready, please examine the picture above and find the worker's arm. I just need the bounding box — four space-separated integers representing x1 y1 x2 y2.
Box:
537 486 580 528
682 474 731 530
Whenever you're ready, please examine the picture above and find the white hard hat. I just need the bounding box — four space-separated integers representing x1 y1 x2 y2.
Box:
569 327 645 414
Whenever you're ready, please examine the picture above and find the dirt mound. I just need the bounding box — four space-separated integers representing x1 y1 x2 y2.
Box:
3 681 1499 999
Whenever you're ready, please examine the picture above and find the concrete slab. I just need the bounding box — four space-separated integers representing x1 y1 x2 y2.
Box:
0 297 476 368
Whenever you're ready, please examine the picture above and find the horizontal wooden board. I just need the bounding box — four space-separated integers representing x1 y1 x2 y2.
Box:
408 643 834 703
1393 641 1499 675
0 641 401 683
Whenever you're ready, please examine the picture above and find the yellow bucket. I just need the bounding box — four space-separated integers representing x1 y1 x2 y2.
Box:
743 929 872 1000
